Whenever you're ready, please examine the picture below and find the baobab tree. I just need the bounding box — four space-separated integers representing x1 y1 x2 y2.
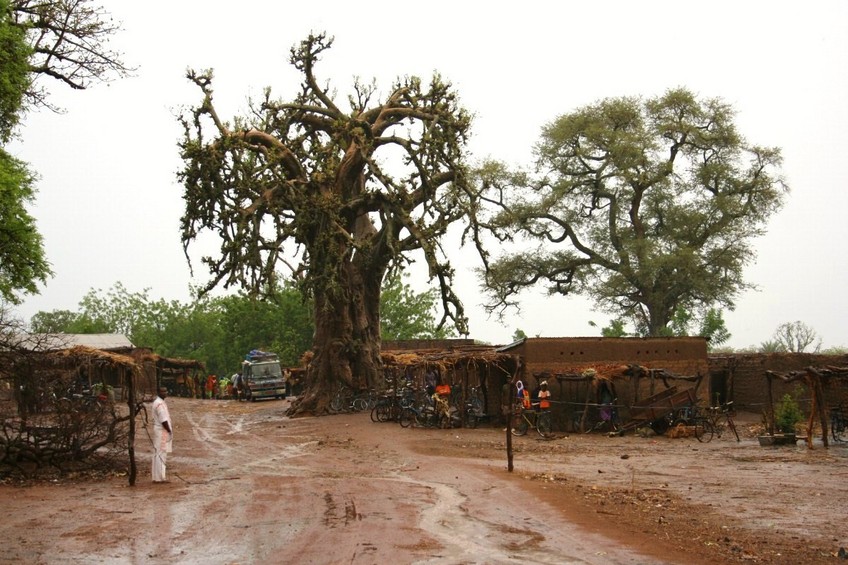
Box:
178 34 474 415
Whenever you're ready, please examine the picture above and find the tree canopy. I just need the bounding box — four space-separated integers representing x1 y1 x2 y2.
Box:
28 274 450 378
9 0 132 111
380 271 455 341
0 0 129 304
28 281 315 376
179 33 474 414
0 148 49 303
476 88 787 336
771 320 821 353
0 0 30 142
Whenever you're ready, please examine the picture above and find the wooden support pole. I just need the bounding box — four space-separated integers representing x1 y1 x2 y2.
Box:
127 369 137 486
812 370 829 448
766 375 775 435
805 374 816 449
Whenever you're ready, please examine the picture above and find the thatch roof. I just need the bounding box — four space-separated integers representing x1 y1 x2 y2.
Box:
47 345 138 371
381 344 517 373
130 351 205 371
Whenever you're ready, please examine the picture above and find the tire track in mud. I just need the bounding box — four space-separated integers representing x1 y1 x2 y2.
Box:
180 402 320 479
391 474 583 565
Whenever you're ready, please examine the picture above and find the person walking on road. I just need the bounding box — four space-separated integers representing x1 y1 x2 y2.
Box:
152 387 173 483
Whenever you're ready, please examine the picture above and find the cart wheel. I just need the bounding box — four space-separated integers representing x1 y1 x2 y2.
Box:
650 418 670 435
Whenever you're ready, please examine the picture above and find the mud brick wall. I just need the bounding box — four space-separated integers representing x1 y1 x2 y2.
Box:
504 338 709 418
512 337 708 380
709 353 848 414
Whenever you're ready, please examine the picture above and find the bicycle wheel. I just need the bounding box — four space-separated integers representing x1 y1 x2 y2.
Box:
830 410 845 442
380 403 396 422
329 395 345 412
399 408 416 428
352 397 368 412
512 417 528 436
366 392 378 410
537 412 552 437
694 418 714 442
726 416 740 441
370 405 381 423
419 407 436 427
464 409 478 429
439 413 451 429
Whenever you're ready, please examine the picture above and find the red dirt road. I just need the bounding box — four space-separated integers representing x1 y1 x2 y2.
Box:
1 398 846 564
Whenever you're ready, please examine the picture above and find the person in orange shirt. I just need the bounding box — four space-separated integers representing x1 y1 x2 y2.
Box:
205 375 217 400
538 380 551 411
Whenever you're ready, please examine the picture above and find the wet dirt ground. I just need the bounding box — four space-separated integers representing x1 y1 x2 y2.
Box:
1 397 847 564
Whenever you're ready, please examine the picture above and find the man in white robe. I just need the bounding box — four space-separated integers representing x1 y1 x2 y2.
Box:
152 387 173 483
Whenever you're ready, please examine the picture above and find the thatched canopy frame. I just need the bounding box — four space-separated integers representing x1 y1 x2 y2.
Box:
379 345 521 417
527 364 704 433
764 365 848 449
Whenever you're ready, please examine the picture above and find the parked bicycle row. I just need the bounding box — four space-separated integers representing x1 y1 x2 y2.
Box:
368 383 487 429
337 379 750 444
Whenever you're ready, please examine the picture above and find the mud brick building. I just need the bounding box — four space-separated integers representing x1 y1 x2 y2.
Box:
498 337 709 429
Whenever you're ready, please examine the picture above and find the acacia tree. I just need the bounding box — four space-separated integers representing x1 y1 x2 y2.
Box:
178 34 473 415
475 88 786 335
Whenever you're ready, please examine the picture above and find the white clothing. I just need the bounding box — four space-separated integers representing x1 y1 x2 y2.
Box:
152 396 173 482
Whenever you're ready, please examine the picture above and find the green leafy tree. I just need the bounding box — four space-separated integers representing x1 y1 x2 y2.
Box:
589 318 629 338
0 0 30 141
591 307 729 347
28 282 315 377
0 150 50 303
475 88 787 336
215 286 313 371
74 282 154 336
380 271 454 341
144 297 227 375
512 328 527 341
29 308 81 333
698 308 731 349
178 34 473 415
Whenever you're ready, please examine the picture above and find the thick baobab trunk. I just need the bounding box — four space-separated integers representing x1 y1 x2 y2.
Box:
288 263 384 416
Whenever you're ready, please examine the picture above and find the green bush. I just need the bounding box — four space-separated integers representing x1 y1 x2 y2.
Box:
775 393 804 434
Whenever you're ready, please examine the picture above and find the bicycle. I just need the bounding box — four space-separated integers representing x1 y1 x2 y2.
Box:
462 386 486 429
571 401 621 435
512 403 552 437
399 398 440 428
831 403 846 442
329 385 368 413
370 393 403 423
671 402 739 443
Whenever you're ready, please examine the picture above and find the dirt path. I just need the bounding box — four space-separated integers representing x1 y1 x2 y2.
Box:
1 398 846 564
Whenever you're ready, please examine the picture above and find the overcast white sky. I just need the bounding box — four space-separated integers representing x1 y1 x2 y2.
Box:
8 0 848 350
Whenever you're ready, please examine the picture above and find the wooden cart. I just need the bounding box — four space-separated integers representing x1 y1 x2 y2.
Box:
621 386 697 433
